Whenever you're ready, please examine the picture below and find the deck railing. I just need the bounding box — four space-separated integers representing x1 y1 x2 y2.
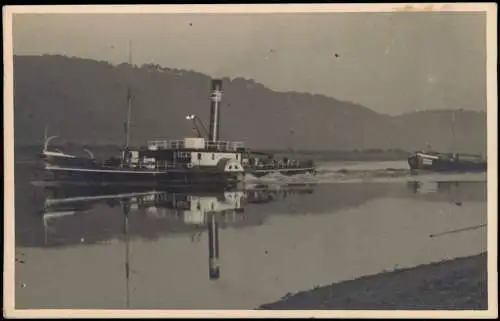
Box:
114 161 314 172
243 160 315 170
147 139 244 152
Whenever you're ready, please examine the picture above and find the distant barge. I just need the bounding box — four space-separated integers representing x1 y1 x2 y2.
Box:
40 79 315 186
407 151 486 172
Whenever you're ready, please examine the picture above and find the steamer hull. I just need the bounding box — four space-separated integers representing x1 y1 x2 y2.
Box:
247 167 315 177
41 165 243 188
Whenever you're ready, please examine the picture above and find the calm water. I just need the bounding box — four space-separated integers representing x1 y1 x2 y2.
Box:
13 159 487 309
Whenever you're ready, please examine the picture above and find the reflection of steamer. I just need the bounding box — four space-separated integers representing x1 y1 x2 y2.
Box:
42 189 244 288
40 184 316 284
41 183 316 216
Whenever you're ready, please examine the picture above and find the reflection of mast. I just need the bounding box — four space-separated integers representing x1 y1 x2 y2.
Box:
122 200 131 309
207 212 220 280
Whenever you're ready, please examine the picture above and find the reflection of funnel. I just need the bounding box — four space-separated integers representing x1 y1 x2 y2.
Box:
207 212 220 280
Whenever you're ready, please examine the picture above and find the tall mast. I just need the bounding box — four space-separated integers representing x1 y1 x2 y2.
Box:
289 128 295 155
451 110 456 154
42 125 48 153
125 40 133 150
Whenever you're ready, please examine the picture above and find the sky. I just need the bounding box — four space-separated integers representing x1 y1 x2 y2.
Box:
11 10 487 115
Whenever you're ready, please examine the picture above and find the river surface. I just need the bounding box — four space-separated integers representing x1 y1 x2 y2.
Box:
13 158 487 309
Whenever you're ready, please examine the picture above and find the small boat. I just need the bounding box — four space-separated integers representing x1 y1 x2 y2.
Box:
40 79 315 187
408 110 487 173
407 150 487 172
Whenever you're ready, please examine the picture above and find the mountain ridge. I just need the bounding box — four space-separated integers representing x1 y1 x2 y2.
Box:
12 55 487 154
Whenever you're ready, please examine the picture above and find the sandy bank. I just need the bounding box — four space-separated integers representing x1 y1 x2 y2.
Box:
258 253 487 310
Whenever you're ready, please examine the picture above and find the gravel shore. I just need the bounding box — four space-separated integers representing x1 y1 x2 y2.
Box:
258 253 487 310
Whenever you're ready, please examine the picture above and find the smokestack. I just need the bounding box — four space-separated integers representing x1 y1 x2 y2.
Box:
209 79 223 142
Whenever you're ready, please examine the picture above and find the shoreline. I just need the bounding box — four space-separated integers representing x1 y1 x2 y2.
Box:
258 253 487 310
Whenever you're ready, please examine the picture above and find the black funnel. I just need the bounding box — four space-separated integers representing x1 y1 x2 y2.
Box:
208 79 223 142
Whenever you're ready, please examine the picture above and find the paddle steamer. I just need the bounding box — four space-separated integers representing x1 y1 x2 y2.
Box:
40 79 315 186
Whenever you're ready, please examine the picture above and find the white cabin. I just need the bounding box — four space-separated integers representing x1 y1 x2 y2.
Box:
140 137 245 172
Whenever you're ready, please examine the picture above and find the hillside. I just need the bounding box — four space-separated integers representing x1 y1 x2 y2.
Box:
12 55 487 154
